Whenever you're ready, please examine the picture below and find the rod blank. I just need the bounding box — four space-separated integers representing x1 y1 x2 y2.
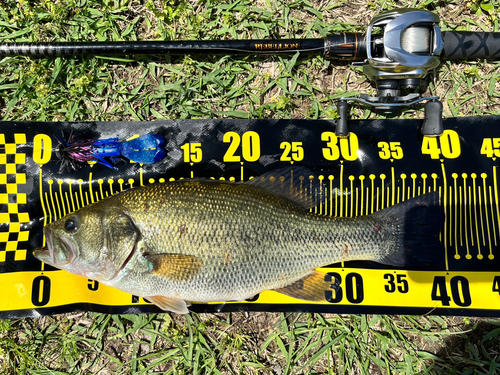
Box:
0 39 326 57
0 33 367 60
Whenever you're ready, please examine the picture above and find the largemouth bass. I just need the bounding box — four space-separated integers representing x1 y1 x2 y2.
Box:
34 171 442 313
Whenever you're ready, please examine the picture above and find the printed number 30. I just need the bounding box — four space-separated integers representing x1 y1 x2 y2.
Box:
321 132 359 161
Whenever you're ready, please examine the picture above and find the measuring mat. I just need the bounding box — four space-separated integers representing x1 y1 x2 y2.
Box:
1 117 499 317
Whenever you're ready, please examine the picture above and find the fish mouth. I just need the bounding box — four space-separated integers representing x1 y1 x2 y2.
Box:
33 227 55 264
33 227 75 266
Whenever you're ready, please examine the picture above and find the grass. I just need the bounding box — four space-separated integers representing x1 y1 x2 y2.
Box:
3 313 500 374
1 0 500 373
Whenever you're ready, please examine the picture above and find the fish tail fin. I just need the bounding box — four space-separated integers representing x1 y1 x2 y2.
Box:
370 192 444 267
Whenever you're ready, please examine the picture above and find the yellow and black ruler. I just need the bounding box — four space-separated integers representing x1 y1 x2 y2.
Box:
0 117 499 317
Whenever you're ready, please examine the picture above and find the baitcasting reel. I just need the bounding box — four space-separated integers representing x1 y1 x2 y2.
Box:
337 9 445 137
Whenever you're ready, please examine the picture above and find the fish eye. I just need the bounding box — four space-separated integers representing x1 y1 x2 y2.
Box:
64 217 79 233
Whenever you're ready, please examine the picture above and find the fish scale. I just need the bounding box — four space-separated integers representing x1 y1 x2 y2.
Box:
34 177 442 313
108 182 389 299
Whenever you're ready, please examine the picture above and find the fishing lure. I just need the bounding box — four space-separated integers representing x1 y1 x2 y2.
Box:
55 132 166 173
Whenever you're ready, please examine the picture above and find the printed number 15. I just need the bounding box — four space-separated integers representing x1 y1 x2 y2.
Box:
181 143 202 163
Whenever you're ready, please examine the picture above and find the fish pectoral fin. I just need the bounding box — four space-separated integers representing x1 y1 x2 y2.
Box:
145 253 203 282
275 270 333 302
148 296 191 314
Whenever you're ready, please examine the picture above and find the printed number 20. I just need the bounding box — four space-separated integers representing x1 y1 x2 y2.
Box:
223 132 261 162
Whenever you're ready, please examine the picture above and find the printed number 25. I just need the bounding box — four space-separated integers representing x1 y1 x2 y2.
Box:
280 142 304 162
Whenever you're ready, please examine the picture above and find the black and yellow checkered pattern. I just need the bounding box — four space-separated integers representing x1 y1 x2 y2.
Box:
0 134 30 262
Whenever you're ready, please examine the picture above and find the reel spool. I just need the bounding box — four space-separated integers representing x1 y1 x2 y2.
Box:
337 9 445 137
401 27 432 53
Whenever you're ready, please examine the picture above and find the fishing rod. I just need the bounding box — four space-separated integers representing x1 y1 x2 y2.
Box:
1 9 499 136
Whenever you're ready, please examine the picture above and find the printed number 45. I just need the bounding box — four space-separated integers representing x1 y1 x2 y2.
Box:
480 138 500 158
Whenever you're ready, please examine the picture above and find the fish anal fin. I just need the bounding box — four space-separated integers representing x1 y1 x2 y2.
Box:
146 253 203 282
275 270 332 302
148 296 190 314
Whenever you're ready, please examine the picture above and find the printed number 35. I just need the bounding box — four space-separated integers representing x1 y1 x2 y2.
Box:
378 142 403 160
384 273 409 293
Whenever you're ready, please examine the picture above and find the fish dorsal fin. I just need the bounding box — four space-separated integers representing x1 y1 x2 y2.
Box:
274 270 335 302
147 296 191 314
245 167 326 210
145 253 203 282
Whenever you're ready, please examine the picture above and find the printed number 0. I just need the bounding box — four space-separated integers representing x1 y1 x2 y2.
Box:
31 275 51 307
33 134 52 165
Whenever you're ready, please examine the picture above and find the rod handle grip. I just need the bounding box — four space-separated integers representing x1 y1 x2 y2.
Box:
442 31 500 60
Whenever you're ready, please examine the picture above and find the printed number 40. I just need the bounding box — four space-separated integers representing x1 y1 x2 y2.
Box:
421 130 461 159
431 276 471 307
